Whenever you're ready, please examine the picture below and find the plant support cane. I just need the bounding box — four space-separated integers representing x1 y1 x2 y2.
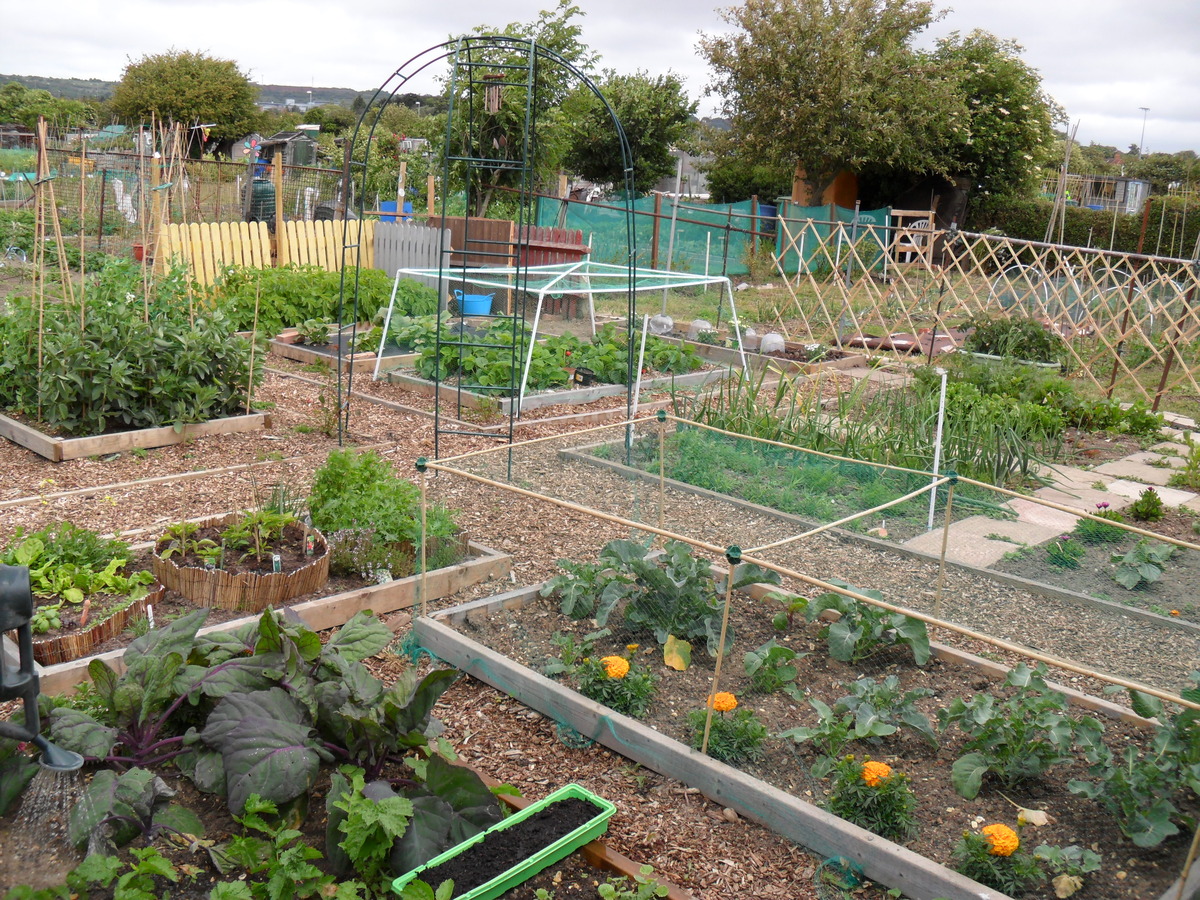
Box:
933 473 958 619
702 546 741 756
417 457 429 618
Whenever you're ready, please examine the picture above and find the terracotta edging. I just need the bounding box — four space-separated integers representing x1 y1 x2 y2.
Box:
34 540 510 696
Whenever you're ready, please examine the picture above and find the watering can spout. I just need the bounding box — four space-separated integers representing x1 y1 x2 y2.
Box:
32 735 84 772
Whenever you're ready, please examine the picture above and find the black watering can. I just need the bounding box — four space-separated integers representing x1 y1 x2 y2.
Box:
0 564 84 771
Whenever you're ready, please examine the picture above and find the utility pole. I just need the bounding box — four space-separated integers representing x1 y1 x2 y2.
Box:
1138 107 1150 159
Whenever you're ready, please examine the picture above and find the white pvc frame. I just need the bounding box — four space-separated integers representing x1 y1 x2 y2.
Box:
375 261 748 413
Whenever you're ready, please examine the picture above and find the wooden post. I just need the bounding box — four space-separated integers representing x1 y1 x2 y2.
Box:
1106 198 1153 397
651 192 662 269
397 160 407 213
273 158 286 266
427 173 435 217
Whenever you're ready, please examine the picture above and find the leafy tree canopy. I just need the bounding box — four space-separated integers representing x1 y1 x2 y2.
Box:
694 123 794 203
564 70 697 193
452 0 599 214
110 50 260 144
0 82 94 129
700 0 962 200
928 30 1063 197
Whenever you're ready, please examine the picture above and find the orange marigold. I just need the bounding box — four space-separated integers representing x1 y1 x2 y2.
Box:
600 656 629 679
981 823 1020 857
708 692 738 712
861 760 892 787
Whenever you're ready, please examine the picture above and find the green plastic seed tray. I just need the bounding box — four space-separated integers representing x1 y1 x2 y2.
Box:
392 783 615 899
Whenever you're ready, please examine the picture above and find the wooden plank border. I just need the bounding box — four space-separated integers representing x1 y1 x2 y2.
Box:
0 413 272 463
413 616 1010 900
35 540 510 695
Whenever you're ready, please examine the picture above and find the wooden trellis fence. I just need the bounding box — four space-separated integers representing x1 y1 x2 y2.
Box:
772 217 1200 407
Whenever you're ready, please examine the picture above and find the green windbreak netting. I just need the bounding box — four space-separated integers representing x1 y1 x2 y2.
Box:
774 202 890 275
535 197 776 276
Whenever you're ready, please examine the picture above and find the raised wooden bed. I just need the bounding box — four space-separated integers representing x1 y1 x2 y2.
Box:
30 539 510 696
270 325 419 375
415 585 1198 900
0 412 272 462
385 366 732 415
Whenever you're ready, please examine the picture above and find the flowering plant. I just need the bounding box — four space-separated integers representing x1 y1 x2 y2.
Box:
952 821 1043 895
825 755 916 842
688 694 766 764
1071 501 1125 544
575 650 655 718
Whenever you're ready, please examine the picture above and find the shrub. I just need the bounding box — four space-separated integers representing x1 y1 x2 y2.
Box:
308 449 459 577
0 258 261 435
962 314 1061 364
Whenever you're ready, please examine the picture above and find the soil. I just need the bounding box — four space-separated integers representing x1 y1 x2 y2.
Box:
452 589 1196 900
415 796 601 895
990 508 1200 623
764 346 857 364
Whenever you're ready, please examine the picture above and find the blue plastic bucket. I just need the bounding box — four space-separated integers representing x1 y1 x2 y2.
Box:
454 289 494 316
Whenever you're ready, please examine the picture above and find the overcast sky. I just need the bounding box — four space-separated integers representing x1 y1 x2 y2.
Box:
2 0 1197 155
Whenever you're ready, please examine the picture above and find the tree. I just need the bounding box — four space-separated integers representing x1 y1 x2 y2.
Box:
110 50 260 150
0 82 94 129
564 71 697 193
928 30 1063 197
694 123 793 203
453 0 599 214
699 0 962 202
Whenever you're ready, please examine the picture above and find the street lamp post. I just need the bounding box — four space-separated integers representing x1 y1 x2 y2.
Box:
307 90 313 111
1138 107 1150 159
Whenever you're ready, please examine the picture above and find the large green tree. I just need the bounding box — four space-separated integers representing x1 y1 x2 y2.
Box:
110 50 260 148
928 30 1063 197
564 71 697 193
0 82 94 129
699 0 962 201
452 0 598 214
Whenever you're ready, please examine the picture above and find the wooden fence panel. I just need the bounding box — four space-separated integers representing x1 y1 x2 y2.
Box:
374 221 453 297
517 224 587 267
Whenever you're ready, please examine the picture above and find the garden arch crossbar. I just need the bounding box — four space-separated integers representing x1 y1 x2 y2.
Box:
332 36 638 453
374 261 748 410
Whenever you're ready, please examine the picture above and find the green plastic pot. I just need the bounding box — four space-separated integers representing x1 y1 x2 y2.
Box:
391 783 615 899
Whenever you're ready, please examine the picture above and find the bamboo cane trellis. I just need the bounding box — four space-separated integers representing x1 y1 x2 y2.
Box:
772 219 1200 408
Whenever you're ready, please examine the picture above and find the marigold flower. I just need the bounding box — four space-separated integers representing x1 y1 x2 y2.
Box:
626 644 639 653
861 760 892 787
981 823 1020 857
600 656 629 679
708 692 738 712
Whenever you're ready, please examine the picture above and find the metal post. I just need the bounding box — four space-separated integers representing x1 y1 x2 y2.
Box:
927 367 948 531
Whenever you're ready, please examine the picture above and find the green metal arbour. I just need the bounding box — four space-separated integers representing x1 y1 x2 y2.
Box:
333 37 637 463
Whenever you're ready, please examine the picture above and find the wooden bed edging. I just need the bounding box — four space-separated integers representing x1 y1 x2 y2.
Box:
0 412 272 462
34 540 510 695
414 616 1010 900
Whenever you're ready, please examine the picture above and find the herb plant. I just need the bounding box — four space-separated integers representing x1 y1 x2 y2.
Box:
1044 536 1085 569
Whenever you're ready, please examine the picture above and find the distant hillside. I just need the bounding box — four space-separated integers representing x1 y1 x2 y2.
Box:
0 74 367 106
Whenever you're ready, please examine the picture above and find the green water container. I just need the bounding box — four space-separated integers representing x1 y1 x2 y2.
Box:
245 177 276 231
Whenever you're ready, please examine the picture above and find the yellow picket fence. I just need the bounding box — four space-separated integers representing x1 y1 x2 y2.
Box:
155 219 376 286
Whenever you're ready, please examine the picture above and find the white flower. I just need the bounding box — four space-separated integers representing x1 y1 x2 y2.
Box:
998 107 1010 115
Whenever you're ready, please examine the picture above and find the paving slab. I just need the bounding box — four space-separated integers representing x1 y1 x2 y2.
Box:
902 515 1063 567
1151 441 1190 456
1033 483 1129 513
1164 413 1197 429
1038 464 1113 490
1091 458 1177 486
1105 479 1197 507
1006 497 1080 533
1123 450 1185 469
